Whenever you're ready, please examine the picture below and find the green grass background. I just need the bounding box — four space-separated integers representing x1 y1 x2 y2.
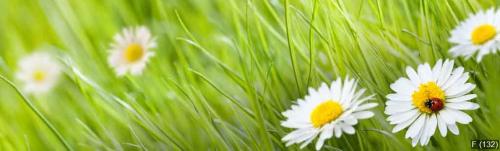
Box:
0 0 499 150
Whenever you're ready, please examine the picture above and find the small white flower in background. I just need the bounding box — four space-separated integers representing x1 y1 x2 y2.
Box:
449 8 500 62
16 52 62 94
385 59 479 147
108 26 156 76
281 78 378 150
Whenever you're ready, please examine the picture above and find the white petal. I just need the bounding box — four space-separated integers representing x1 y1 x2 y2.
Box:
441 67 464 90
300 137 315 149
411 116 427 146
352 93 373 105
437 113 448 137
412 136 420 147
406 67 421 86
343 116 358 125
281 121 311 129
418 63 433 82
334 126 342 138
308 87 320 98
438 109 457 124
341 125 355 134
446 102 480 110
385 103 415 115
286 132 317 146
431 59 443 80
437 60 454 86
476 45 492 62
445 83 476 98
340 78 354 105
282 128 315 143
392 112 421 133
447 94 477 102
318 83 330 99
352 111 374 119
449 109 473 124
130 63 146 75
315 125 334 150
449 45 476 58
386 100 411 106
405 114 426 139
354 103 378 111
386 94 411 101
444 72 470 91
447 124 459 135
390 78 416 95
419 128 429 146
115 66 129 76
351 88 369 103
387 109 419 124
330 80 342 101
426 114 438 140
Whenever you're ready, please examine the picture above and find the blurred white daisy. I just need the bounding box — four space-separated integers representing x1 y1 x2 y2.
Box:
385 59 479 146
281 78 377 150
449 8 500 62
16 52 62 94
108 26 156 76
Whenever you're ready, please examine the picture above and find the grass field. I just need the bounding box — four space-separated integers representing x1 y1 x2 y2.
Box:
0 0 499 150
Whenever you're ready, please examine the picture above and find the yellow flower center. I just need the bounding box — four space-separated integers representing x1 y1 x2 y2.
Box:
471 24 496 45
411 82 445 113
33 70 46 82
310 100 343 128
123 43 144 63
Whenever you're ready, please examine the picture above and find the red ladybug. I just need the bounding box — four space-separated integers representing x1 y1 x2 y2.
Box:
425 98 444 112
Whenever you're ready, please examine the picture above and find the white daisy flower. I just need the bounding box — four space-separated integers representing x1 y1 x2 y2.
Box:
449 8 500 62
385 59 479 147
108 26 156 76
16 52 62 94
281 78 378 150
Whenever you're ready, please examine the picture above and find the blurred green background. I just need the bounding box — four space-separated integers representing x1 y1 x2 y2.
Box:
0 0 499 150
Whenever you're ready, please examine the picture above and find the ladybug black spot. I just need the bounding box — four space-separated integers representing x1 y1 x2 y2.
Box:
424 100 433 108
424 98 444 112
